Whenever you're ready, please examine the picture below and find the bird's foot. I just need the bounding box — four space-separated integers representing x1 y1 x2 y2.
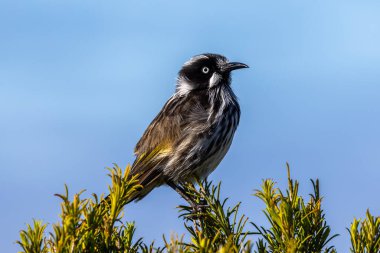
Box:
190 199 209 215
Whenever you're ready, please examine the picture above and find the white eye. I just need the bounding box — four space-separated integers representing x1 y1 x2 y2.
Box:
202 66 209 74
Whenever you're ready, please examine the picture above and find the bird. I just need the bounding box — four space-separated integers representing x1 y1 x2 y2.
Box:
129 53 248 204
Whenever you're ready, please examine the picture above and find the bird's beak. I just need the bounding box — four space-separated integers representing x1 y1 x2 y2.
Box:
222 62 249 73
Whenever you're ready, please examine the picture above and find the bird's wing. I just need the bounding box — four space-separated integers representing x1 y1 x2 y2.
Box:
130 95 183 193
134 96 182 157
131 94 208 187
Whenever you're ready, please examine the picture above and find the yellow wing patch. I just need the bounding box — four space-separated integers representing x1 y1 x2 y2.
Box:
134 140 173 167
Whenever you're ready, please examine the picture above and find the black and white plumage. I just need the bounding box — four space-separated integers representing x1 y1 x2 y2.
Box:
130 53 248 202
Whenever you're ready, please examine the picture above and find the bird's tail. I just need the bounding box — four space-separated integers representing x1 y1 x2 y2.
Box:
100 150 166 208
126 169 162 203
127 149 167 202
97 169 161 211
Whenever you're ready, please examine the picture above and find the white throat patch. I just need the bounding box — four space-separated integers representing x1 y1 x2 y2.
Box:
209 72 222 88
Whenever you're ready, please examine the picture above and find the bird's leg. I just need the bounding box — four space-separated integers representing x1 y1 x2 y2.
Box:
178 181 209 211
167 181 206 231
167 181 195 206
167 181 208 214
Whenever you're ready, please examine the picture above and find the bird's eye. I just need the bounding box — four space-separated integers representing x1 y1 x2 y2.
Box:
202 66 209 74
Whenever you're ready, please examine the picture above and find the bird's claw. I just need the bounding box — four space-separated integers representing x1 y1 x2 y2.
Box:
190 200 209 214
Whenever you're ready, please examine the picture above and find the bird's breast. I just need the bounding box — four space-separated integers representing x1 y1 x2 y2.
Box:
195 106 240 178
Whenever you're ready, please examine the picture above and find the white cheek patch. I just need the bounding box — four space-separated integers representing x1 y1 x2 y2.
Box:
176 79 193 96
209 72 222 88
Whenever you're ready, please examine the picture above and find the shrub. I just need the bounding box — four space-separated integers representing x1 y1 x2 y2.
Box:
17 164 379 253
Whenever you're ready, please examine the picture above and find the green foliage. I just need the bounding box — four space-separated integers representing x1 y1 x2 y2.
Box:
252 164 338 253
17 164 379 253
176 180 252 252
349 210 380 253
17 220 47 253
18 164 144 253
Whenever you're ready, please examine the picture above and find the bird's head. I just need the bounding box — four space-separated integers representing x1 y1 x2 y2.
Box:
176 53 248 95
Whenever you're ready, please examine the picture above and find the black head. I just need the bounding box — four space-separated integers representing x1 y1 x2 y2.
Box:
176 53 248 94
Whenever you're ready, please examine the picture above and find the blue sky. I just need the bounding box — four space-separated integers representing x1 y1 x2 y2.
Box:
1 0 379 252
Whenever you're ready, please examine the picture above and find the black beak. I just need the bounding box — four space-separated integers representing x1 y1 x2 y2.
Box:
222 62 249 72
